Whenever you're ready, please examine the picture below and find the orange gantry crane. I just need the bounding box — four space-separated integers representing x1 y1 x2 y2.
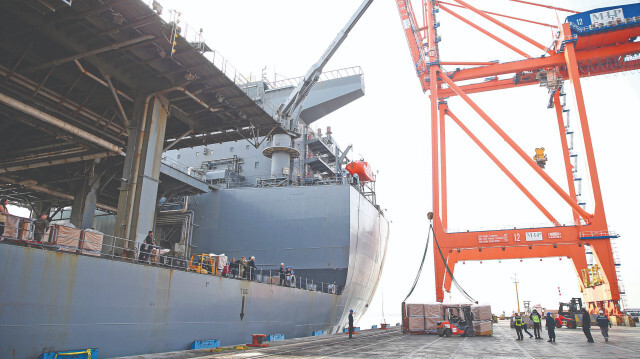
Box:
395 0 640 316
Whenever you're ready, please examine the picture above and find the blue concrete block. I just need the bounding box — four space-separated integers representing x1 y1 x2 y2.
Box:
342 327 360 333
267 334 285 341
191 339 220 349
39 349 98 359
312 330 325 336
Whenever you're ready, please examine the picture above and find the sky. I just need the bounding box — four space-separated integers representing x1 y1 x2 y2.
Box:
32 0 633 327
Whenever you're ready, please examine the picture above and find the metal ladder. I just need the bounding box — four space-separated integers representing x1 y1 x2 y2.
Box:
559 86 587 211
610 239 627 310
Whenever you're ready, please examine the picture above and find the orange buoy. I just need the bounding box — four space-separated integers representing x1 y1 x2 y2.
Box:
345 161 374 182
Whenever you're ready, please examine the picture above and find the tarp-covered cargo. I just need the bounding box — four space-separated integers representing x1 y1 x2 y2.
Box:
408 316 425 331
424 303 444 318
472 304 493 321
406 303 424 317
473 320 493 336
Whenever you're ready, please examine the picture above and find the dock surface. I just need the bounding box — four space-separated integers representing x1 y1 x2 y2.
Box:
118 321 640 358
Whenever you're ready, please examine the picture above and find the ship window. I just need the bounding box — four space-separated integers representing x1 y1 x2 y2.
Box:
196 152 199 157
254 161 259 169
246 145 250 150
177 154 181 159
230 147 234 152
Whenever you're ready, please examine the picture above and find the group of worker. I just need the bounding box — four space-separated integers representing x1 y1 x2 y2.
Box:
513 308 612 343
278 263 295 287
581 308 613 343
225 256 258 280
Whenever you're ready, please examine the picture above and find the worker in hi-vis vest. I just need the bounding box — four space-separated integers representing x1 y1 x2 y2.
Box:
514 313 524 341
530 309 543 339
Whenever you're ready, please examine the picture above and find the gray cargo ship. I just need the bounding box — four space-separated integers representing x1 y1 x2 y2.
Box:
0 0 389 357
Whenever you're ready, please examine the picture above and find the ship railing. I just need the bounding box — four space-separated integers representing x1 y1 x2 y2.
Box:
266 66 363 91
241 265 344 295
223 266 342 295
1 215 342 295
255 176 346 188
161 156 207 182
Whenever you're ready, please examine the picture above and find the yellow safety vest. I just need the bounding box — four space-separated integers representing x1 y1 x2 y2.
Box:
515 317 523 326
532 314 541 324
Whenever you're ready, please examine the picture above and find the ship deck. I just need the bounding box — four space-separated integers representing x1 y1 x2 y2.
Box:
117 321 640 358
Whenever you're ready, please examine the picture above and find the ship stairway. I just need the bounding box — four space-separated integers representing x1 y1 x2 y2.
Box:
307 135 336 161
305 154 336 175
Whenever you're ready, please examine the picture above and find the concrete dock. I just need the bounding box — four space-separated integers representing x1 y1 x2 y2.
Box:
118 321 640 358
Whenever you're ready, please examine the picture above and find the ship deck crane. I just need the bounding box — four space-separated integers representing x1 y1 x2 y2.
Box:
394 0 640 317
264 0 373 178
276 0 374 130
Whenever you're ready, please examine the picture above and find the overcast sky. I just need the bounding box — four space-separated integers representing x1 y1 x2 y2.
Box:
160 0 638 326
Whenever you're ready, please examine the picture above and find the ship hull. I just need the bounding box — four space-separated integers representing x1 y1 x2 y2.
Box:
0 244 340 358
0 185 389 358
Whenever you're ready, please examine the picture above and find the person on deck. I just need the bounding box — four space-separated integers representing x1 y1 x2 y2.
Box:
596 309 612 342
279 263 286 286
285 266 295 287
239 256 247 279
138 231 154 263
545 312 556 342
229 257 238 278
530 309 543 339
248 256 257 280
33 212 50 242
582 308 594 343
0 198 10 238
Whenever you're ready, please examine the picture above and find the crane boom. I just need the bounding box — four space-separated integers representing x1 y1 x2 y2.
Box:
277 0 374 125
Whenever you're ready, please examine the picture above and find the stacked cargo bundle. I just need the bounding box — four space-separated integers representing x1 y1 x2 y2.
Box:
81 229 104 257
404 303 444 334
406 303 425 332
472 304 493 336
49 224 82 252
424 303 443 334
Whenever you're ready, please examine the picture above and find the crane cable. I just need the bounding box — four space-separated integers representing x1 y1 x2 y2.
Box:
431 223 477 303
402 222 432 303
402 221 477 304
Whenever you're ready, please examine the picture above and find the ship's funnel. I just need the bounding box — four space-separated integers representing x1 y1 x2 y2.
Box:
262 133 300 177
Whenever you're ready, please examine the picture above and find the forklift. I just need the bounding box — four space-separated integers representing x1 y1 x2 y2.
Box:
437 305 475 337
188 253 215 275
555 297 583 329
